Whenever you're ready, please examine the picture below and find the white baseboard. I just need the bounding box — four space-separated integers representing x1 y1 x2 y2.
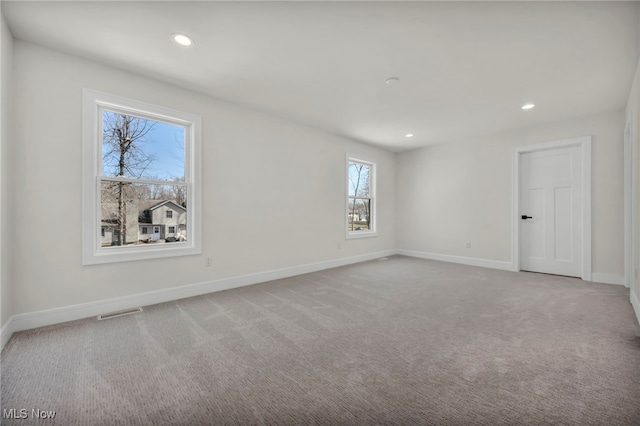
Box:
1 250 394 352
396 249 514 271
1 319 15 353
631 289 640 327
396 250 626 286
591 273 625 286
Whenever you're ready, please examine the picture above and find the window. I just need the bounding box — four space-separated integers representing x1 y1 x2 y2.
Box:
141 226 148 234
168 226 175 233
101 228 105 237
347 156 376 238
82 89 202 264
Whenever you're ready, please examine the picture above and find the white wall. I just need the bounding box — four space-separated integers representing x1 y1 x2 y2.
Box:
9 40 396 317
1 11 14 331
396 110 625 280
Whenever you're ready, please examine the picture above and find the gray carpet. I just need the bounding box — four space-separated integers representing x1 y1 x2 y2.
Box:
2 255 639 425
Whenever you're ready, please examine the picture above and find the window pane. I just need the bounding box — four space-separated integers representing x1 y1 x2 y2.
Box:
100 181 187 246
102 110 185 181
348 162 370 197
347 198 371 232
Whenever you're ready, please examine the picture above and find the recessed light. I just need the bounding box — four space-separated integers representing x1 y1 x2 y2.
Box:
521 103 535 110
405 133 414 138
172 33 194 47
386 77 400 85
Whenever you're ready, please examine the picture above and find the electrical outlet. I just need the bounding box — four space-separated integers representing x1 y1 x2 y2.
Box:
465 241 471 248
206 257 212 267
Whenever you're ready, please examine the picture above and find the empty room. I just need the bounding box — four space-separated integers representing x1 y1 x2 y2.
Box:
1 1 639 424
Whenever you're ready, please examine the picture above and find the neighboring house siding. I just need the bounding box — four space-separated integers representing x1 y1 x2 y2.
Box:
146 202 187 241
101 199 139 246
139 226 151 241
151 204 187 227
101 227 116 246
101 200 186 245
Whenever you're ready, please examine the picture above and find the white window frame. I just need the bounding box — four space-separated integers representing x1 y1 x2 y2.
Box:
346 154 377 239
82 89 202 265
166 210 173 218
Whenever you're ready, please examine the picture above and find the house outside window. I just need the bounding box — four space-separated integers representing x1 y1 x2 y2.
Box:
82 90 202 265
346 155 376 238
168 226 175 233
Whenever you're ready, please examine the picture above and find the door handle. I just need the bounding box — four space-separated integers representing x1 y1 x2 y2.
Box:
521 215 533 220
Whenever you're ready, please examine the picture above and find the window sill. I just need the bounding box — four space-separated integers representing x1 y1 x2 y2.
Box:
346 231 378 240
83 243 201 265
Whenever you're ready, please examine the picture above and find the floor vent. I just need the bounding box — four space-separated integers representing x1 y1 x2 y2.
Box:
98 307 143 320
377 257 389 261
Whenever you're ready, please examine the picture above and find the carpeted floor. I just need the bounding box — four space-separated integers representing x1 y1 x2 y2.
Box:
2 255 640 425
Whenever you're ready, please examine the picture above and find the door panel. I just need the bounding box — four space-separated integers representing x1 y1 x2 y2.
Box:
554 187 572 261
520 146 582 277
522 187 545 259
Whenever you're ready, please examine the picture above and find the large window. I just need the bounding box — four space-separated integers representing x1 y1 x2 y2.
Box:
347 156 376 238
82 90 202 264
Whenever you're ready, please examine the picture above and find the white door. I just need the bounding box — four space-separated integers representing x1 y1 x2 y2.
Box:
520 146 582 277
152 226 160 241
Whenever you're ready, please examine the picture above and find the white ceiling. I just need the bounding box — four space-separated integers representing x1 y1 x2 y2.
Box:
3 1 639 151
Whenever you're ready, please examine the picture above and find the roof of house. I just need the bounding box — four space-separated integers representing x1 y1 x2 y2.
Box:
145 200 186 212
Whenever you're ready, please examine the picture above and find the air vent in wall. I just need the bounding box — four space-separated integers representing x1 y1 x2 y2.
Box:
98 307 143 320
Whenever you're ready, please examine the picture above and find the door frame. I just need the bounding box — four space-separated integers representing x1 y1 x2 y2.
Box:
511 136 592 280
624 114 633 288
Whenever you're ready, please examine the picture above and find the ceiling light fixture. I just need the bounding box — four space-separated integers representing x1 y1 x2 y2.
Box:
405 133 414 138
386 77 400 85
172 33 194 47
521 103 535 110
